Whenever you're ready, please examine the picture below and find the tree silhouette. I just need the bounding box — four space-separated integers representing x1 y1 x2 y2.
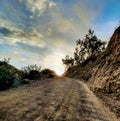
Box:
74 29 106 64
22 64 41 74
62 29 106 69
22 64 42 79
62 55 74 70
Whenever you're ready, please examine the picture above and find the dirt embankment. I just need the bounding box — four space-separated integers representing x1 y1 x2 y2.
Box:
0 78 118 121
65 27 120 119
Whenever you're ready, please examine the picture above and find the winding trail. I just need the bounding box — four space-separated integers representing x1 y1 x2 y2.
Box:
0 78 118 121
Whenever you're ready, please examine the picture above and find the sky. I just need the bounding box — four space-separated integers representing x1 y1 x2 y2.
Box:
0 0 120 75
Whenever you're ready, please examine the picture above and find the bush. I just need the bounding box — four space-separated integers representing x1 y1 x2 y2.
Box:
22 64 42 80
22 64 41 74
26 70 41 80
0 68 16 90
40 69 57 78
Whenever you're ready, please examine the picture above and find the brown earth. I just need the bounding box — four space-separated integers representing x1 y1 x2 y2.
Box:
64 27 120 119
0 78 118 121
65 26 120 93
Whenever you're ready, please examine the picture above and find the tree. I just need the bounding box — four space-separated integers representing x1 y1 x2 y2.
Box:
62 29 106 69
74 29 106 64
62 55 74 70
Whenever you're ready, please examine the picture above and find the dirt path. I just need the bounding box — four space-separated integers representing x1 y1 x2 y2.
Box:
0 78 118 121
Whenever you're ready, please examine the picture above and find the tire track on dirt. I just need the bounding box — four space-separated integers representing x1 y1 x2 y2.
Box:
0 78 118 121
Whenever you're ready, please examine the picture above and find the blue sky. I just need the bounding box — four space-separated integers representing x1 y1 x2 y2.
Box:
0 0 120 75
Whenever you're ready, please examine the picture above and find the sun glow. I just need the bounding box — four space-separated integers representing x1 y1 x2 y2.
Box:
55 70 64 76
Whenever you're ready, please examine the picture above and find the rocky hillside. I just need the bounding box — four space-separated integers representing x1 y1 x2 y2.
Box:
65 26 120 94
92 26 120 93
64 26 120 118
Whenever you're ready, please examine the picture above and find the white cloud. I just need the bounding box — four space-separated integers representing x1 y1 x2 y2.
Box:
0 17 14 29
49 1 56 8
0 0 117 75
0 38 4 44
73 0 104 27
22 0 56 16
0 25 46 48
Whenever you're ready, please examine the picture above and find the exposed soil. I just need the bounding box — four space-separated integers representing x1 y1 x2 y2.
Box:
0 78 118 121
95 91 120 119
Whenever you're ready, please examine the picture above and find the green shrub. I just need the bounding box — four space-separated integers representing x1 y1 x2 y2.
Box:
0 67 16 90
22 64 42 80
26 70 41 80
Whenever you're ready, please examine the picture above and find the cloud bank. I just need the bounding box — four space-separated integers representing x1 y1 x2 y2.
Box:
0 0 119 75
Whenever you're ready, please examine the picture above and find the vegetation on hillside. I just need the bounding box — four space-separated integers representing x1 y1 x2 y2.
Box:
21 64 57 80
0 57 59 90
22 64 42 80
62 29 106 70
40 69 58 78
0 67 15 90
0 58 22 90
